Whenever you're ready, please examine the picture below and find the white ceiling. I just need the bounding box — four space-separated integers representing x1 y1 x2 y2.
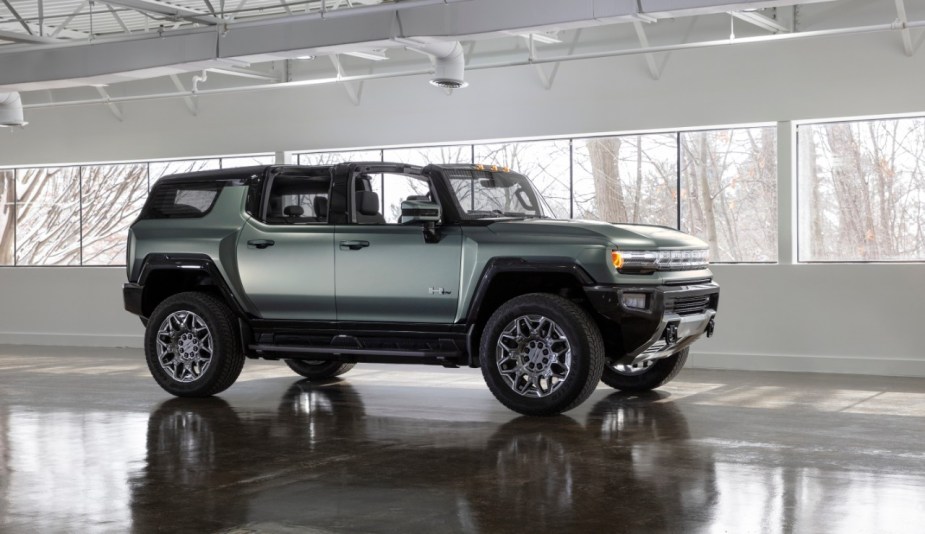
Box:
1 0 923 111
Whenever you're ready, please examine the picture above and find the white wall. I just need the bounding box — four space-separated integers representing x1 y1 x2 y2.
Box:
1 29 924 376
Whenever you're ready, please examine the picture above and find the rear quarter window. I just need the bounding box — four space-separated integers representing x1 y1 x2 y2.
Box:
141 182 223 219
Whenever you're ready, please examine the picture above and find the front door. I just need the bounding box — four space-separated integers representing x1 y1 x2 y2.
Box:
334 170 462 323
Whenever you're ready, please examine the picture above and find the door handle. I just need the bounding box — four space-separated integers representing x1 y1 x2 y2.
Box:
339 240 370 250
247 239 275 249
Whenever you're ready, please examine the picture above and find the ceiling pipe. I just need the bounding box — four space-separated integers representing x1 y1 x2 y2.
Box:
0 92 26 126
408 40 467 89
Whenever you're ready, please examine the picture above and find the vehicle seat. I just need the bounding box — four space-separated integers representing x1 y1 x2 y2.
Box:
355 191 386 224
313 196 328 222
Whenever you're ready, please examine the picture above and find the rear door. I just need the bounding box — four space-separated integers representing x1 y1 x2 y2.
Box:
236 168 336 320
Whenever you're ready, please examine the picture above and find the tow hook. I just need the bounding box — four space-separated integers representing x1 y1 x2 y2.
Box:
706 318 716 338
664 323 679 344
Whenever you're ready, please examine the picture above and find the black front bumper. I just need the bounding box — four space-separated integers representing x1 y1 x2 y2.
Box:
123 283 144 317
584 282 719 362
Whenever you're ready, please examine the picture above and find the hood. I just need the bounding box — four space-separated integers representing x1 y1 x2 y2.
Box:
486 218 708 249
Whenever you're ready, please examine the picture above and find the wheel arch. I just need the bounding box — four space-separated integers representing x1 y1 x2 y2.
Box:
136 254 249 320
463 257 596 367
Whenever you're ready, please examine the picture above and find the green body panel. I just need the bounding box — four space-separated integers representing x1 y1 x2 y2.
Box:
129 185 258 316
236 218 336 320
333 225 463 323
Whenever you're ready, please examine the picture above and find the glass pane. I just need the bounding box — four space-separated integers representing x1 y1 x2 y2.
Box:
380 173 433 223
798 118 925 262
221 155 275 168
382 146 472 166
681 128 777 263
474 141 571 218
0 170 13 265
573 134 678 227
298 150 382 165
81 164 149 266
149 159 221 185
15 167 81 266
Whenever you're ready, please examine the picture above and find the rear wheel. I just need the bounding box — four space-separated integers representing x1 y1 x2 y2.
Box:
284 359 355 380
480 293 604 416
600 348 688 392
145 292 245 397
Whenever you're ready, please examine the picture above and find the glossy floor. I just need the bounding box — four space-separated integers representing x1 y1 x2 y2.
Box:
1 346 924 533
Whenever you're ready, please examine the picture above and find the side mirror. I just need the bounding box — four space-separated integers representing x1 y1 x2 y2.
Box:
400 199 441 225
400 199 441 243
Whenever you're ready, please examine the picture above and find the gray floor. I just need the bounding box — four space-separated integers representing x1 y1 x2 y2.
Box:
1 346 924 533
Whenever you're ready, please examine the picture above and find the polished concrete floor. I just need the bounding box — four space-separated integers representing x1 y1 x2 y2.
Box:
1 346 924 533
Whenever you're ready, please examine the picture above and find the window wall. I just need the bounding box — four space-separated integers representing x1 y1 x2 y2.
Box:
797 117 925 262
0 155 270 266
681 127 778 263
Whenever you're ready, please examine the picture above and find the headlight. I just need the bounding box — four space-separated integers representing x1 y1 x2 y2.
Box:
611 249 710 273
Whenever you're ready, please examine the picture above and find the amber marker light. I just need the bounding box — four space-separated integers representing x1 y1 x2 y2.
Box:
611 250 624 269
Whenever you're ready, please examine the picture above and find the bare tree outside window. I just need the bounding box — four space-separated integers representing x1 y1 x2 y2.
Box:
149 159 221 185
15 167 81 266
681 128 777 263
298 151 382 165
573 134 678 226
221 155 275 168
798 118 925 262
475 141 571 218
0 170 13 265
81 164 149 266
383 146 471 167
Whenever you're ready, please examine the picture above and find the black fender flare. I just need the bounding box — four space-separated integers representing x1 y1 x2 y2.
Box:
462 257 596 364
134 253 251 319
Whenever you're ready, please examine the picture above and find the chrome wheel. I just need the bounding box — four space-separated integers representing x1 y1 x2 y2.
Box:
155 311 214 383
610 360 654 376
495 314 572 398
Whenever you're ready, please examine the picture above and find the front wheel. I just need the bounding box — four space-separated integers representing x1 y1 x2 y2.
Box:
284 360 355 380
144 291 245 397
600 348 688 392
480 293 605 416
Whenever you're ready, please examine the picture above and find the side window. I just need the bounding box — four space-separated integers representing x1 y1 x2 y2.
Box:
141 182 223 219
355 172 434 224
264 174 331 225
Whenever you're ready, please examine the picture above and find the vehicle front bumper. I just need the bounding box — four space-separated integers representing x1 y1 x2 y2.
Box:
584 282 719 365
123 283 144 317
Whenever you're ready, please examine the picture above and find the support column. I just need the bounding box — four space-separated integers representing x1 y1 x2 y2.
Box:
777 120 795 265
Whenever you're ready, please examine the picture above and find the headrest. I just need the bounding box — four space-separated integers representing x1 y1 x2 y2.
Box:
356 191 380 216
283 205 304 217
313 196 328 219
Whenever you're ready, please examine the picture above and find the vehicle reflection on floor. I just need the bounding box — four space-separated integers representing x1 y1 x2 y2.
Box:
130 381 714 533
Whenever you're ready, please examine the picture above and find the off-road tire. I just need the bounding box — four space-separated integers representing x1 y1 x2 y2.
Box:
145 291 245 397
480 293 605 416
284 360 355 380
600 348 688 392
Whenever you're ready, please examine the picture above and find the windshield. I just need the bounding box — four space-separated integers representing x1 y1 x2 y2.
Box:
442 167 554 220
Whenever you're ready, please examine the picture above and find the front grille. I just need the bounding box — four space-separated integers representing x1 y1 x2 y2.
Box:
669 295 711 316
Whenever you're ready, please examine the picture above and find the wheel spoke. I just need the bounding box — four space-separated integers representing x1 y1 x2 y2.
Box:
496 313 572 399
155 310 214 383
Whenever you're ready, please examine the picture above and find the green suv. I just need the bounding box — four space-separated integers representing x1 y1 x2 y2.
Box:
123 162 719 415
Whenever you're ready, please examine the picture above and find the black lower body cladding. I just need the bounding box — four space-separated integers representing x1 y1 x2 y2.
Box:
583 282 720 356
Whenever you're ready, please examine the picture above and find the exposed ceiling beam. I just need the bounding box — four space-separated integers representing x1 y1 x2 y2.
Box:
1 0 34 35
0 27 58 43
94 86 123 120
894 0 914 56
729 10 789 33
207 66 278 81
169 74 198 115
97 0 223 25
50 0 90 38
632 21 661 80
